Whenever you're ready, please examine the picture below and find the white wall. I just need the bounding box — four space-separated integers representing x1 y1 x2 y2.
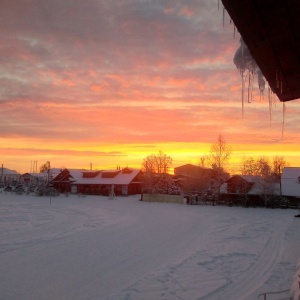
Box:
281 168 300 197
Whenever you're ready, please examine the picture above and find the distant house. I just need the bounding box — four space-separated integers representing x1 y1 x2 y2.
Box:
21 169 62 186
0 167 20 184
174 164 231 194
174 164 212 177
281 167 300 204
220 175 280 207
174 164 213 193
21 173 48 185
52 167 144 196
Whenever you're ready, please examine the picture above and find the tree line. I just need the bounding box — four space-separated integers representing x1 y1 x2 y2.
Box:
142 135 289 178
141 135 289 194
38 135 289 194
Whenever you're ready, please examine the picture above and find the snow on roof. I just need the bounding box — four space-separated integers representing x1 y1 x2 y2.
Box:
226 175 262 183
1 168 19 175
28 173 48 178
238 175 262 183
40 168 63 176
281 167 300 179
64 169 87 182
281 167 300 197
50 168 63 176
248 182 281 196
66 168 141 185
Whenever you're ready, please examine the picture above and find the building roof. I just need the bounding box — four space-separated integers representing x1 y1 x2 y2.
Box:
222 0 300 102
1 168 19 175
54 168 142 186
281 167 300 197
22 172 48 178
281 167 300 179
238 175 262 183
221 174 280 196
174 164 212 176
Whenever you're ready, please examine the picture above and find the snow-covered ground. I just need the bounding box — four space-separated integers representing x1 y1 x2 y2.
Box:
1 193 299 300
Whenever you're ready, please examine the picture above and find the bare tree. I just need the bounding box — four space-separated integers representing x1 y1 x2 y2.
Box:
142 154 156 193
142 151 172 175
209 135 231 170
241 156 288 180
208 135 231 196
199 155 208 168
273 156 289 179
142 154 156 174
241 156 257 175
240 155 289 204
154 150 173 175
257 175 281 207
256 157 271 178
39 161 50 173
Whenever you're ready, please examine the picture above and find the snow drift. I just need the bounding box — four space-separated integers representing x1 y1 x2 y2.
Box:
0 193 299 300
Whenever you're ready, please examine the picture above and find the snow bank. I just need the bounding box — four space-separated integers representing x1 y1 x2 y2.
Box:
0 193 299 300
291 259 300 300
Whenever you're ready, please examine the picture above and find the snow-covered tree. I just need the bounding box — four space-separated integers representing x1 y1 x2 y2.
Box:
155 176 181 195
142 151 173 193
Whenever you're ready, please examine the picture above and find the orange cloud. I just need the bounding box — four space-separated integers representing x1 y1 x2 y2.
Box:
1 0 299 174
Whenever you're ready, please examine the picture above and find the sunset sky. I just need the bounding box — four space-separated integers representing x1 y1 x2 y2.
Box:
1 0 300 174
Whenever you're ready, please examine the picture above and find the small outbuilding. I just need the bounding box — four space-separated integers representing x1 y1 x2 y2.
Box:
0 167 20 185
281 167 300 207
220 175 280 207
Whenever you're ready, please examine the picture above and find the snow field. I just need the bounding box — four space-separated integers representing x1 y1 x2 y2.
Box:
0 193 299 300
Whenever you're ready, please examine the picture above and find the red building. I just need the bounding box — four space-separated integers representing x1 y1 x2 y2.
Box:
52 167 143 196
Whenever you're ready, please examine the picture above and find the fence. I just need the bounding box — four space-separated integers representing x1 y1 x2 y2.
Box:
142 193 185 204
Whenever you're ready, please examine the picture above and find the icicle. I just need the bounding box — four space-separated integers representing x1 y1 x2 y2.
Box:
257 68 265 99
229 11 285 132
268 86 272 125
275 70 283 94
282 102 286 138
259 90 262 102
259 88 264 102
241 71 246 117
233 38 267 114
247 68 255 103
247 70 251 103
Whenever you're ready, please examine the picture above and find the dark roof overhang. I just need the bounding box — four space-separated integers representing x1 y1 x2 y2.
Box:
222 0 300 101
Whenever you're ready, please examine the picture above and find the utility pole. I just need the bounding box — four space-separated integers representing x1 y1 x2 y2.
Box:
47 161 51 186
47 161 52 205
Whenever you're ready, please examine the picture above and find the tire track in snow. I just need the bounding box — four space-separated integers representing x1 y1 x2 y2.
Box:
0 198 109 253
203 217 291 300
129 210 292 300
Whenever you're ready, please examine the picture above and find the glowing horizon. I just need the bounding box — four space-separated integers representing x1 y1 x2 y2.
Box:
1 1 299 174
